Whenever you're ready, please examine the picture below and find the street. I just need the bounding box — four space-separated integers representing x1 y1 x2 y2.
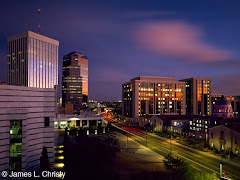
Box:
111 122 240 180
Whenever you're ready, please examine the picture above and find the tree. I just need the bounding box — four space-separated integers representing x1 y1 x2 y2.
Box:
40 146 50 171
163 154 194 180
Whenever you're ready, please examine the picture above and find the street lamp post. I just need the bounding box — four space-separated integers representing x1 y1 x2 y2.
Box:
170 136 172 155
146 133 147 147
127 135 128 152
220 155 223 178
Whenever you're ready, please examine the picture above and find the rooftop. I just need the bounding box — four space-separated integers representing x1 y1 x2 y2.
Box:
8 31 59 46
57 114 103 119
131 76 176 82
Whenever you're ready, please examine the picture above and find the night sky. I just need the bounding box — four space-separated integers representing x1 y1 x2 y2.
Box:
1 0 240 101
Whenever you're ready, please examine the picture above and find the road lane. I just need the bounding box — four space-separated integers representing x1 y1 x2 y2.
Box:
111 123 240 180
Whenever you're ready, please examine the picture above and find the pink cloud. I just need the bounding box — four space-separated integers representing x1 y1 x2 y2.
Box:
134 21 231 62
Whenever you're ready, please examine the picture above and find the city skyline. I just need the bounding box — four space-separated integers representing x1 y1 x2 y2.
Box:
1 0 240 101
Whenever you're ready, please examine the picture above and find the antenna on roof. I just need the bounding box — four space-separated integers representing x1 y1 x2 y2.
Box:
38 9 41 34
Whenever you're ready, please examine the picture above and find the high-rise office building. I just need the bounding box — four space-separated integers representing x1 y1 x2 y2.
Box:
180 77 211 115
8 31 59 88
62 51 88 114
122 76 186 118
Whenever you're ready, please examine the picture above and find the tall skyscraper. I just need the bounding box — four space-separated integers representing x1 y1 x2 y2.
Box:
8 31 59 88
62 51 88 114
180 77 211 115
122 76 186 118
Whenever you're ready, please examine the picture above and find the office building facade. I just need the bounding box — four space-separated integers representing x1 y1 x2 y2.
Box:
62 51 88 114
0 85 56 172
122 76 186 118
8 31 59 88
180 78 211 115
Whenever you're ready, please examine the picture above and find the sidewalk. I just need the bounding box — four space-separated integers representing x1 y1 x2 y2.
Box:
113 131 165 161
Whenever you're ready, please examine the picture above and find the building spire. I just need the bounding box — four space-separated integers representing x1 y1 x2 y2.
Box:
38 9 41 34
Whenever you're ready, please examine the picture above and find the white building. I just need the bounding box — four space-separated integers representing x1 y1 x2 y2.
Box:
8 31 59 88
55 113 105 129
0 85 56 172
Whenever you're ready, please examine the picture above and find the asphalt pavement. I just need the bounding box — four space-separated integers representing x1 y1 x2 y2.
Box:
112 122 240 180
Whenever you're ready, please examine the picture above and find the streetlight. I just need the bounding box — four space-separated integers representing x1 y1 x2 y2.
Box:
146 133 147 147
170 135 173 155
127 135 128 152
220 155 224 178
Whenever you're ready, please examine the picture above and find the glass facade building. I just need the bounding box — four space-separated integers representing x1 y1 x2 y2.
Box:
180 78 211 115
8 31 59 88
62 51 88 114
122 76 186 118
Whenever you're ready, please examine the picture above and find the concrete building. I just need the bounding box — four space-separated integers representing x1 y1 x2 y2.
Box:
8 31 59 88
139 114 224 139
55 113 105 129
139 114 190 133
0 85 56 172
122 76 186 118
209 124 240 156
189 116 223 139
180 77 211 116
62 51 88 114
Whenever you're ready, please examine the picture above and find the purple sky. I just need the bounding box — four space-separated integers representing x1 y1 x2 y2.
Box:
1 0 240 100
